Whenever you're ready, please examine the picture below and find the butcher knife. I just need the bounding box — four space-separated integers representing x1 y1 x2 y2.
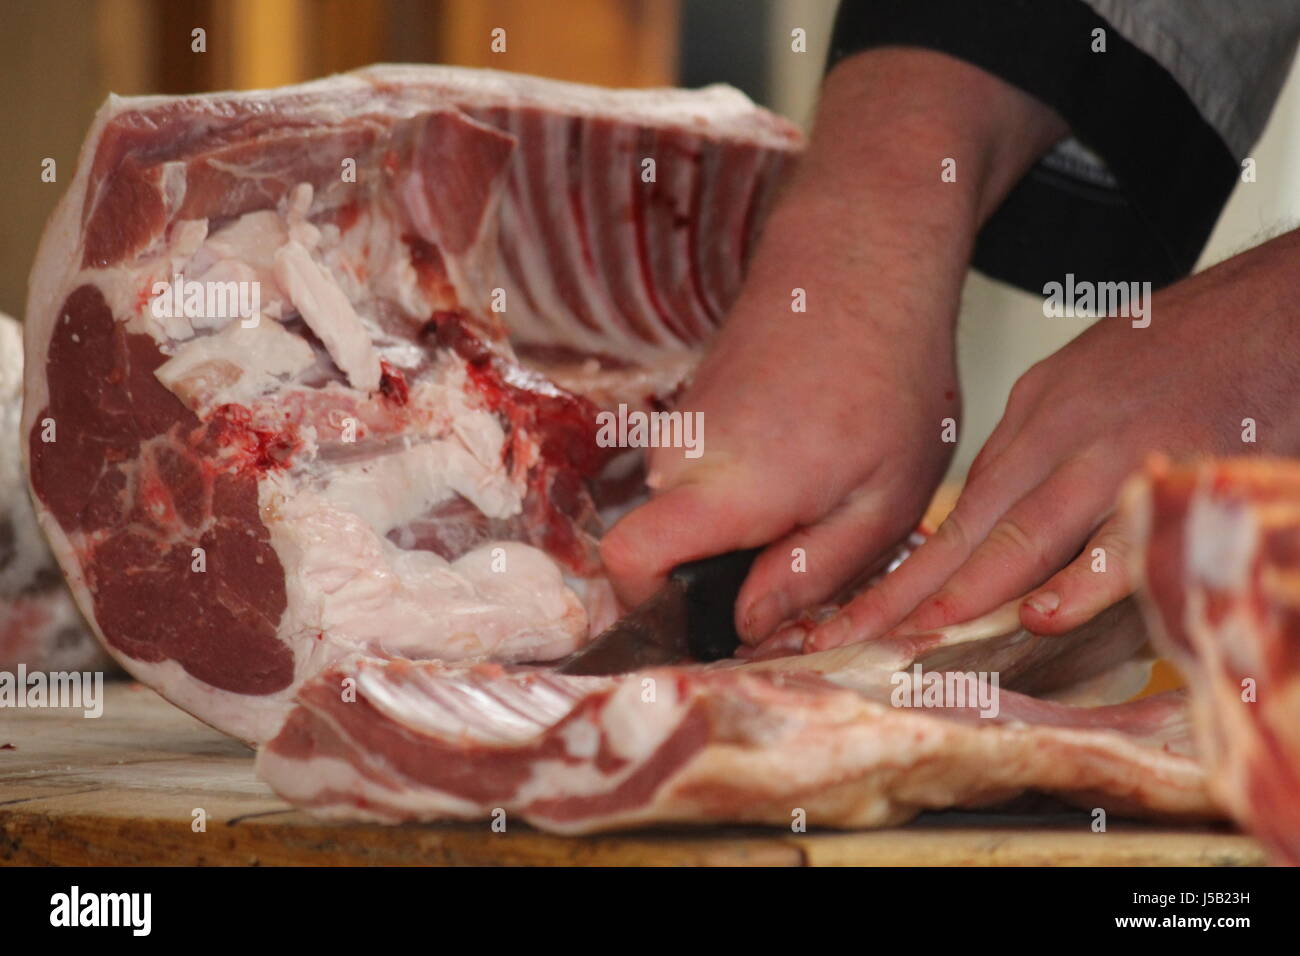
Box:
555 548 761 675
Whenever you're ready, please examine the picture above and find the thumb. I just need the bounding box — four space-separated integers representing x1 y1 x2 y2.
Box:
600 469 796 608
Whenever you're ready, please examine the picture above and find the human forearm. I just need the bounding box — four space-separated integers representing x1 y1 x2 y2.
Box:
800 47 1066 220
691 47 1069 425
740 47 1068 340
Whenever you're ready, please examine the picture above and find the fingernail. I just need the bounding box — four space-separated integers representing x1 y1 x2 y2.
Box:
1025 591 1060 615
744 592 789 641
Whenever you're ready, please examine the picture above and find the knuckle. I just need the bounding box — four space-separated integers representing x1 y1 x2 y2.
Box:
1006 368 1041 409
843 590 886 630
933 510 973 554
987 515 1032 553
987 516 1049 572
1096 526 1130 561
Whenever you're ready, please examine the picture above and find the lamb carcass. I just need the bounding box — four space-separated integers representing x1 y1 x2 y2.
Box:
22 66 801 742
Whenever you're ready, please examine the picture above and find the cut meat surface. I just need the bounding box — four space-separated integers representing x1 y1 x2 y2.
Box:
23 66 800 743
1 313 107 673
257 657 1210 833
1127 456 1300 864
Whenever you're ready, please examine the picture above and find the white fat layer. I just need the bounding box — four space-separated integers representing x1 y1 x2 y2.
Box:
202 209 288 270
311 363 522 535
318 438 519 535
265 486 586 663
158 219 211 339
184 209 289 332
1182 478 1268 731
597 676 685 762
159 161 188 220
1186 491 1258 590
107 653 298 745
255 748 481 822
560 718 601 759
323 206 433 318
274 238 382 392
154 318 315 415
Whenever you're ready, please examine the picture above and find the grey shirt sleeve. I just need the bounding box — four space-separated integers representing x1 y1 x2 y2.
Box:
828 0 1300 292
1084 0 1300 161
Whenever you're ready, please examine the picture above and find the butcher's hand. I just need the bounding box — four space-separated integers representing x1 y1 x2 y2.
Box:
600 48 1066 641
809 226 1300 651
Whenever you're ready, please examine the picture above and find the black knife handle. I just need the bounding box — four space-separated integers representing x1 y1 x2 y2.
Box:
670 548 762 662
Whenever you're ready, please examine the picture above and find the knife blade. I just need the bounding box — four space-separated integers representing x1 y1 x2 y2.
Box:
555 548 761 675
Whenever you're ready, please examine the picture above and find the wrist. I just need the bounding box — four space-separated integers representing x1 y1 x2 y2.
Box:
800 47 1067 228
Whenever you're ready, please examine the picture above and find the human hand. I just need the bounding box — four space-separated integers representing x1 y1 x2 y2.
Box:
601 48 1067 642
808 227 1300 650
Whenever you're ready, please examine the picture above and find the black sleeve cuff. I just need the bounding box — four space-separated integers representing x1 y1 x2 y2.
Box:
828 0 1239 291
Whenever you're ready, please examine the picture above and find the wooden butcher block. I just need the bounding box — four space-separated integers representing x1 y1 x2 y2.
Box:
0 682 1266 867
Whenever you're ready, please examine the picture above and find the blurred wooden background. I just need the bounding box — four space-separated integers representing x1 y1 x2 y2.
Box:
141 0 680 94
